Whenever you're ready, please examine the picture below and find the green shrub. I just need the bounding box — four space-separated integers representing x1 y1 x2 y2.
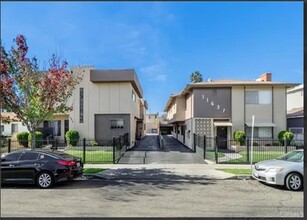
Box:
28 131 43 148
233 130 246 146
89 140 98 146
65 130 80 146
17 132 29 147
278 130 294 145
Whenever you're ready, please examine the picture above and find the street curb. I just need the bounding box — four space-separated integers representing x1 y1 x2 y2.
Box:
84 173 255 181
225 175 254 180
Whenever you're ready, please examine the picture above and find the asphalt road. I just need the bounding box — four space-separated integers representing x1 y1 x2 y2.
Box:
1 177 303 218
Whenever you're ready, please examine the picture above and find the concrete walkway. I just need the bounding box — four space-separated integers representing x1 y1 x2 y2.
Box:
84 163 253 180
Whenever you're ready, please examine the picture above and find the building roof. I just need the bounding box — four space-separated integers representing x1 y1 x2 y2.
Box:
287 84 303 93
164 78 299 112
90 69 143 98
181 80 298 95
1 112 20 123
287 107 304 118
164 92 183 112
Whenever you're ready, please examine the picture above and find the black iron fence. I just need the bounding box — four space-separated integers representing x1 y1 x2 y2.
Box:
193 134 304 164
0 133 129 164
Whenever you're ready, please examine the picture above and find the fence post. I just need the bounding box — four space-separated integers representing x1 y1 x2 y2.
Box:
203 135 206 159
215 136 218 164
284 138 288 154
112 137 116 164
55 139 58 151
8 138 11 153
193 133 196 152
83 138 86 164
246 138 250 163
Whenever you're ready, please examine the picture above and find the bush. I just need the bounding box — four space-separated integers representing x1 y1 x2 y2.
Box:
17 132 30 148
89 140 98 146
65 130 80 146
28 131 43 148
233 130 246 146
278 130 294 145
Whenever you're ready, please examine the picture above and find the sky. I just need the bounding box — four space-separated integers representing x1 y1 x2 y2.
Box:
1 2 303 113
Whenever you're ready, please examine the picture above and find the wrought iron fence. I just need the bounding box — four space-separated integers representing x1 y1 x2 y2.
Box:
192 134 304 164
0 133 129 164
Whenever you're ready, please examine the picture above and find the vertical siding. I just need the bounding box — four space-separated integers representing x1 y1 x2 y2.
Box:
273 87 287 138
231 86 245 135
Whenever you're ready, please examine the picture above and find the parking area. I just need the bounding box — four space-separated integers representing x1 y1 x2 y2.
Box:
1 178 303 217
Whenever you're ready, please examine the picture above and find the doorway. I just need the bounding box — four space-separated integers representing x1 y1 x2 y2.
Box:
217 126 227 149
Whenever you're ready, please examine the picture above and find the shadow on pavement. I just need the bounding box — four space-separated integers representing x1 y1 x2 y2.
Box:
1 168 216 191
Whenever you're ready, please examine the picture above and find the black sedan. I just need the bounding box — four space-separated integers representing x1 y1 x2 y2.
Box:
1 149 83 188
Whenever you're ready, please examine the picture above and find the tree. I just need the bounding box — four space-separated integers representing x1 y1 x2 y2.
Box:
190 71 203 83
0 35 82 149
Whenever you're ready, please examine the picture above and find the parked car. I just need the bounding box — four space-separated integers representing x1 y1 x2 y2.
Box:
252 149 303 191
1 149 83 188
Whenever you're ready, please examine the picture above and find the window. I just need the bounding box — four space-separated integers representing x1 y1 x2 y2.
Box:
246 127 272 138
11 124 18 134
289 128 304 134
19 152 39 161
80 88 84 123
4 152 22 161
132 91 136 102
111 119 124 129
245 90 272 104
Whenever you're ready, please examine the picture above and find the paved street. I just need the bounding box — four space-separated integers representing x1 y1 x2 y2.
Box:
1 177 303 218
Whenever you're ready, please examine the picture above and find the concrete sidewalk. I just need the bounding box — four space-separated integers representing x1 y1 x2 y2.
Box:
84 162 253 180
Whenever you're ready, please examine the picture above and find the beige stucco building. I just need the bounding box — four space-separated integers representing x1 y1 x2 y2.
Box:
39 67 147 147
67 67 147 147
145 113 160 134
164 73 297 150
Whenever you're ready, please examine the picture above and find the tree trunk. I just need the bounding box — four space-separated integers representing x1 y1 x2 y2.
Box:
30 129 36 150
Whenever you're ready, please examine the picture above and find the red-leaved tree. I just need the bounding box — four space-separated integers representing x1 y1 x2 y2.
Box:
0 35 82 149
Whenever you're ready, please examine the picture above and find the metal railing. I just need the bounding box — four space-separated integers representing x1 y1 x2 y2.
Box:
0 133 129 164
192 134 304 164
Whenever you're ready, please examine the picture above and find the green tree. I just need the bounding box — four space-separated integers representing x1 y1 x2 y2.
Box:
190 71 203 83
1 35 82 149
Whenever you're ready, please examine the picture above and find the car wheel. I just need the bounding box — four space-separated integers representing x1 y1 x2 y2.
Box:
36 172 54 189
286 173 303 191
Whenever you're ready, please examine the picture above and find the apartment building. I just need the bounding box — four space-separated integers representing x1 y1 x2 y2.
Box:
164 73 297 150
0 112 28 137
287 84 304 145
66 67 147 147
145 113 160 134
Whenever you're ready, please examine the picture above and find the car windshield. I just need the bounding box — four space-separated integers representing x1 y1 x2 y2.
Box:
276 151 304 162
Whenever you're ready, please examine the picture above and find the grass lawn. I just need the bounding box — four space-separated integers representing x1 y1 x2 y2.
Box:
205 150 225 160
224 151 284 164
83 168 108 174
216 168 252 175
67 150 113 164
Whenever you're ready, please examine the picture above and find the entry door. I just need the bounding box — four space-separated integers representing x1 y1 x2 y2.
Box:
217 126 227 149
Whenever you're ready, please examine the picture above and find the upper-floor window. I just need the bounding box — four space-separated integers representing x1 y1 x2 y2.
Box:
80 88 84 123
132 91 136 102
11 124 18 134
245 90 272 104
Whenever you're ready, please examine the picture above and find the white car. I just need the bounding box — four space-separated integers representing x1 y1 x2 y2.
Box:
252 149 304 191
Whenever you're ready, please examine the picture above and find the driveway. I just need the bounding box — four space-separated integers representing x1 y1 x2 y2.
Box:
118 135 205 164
